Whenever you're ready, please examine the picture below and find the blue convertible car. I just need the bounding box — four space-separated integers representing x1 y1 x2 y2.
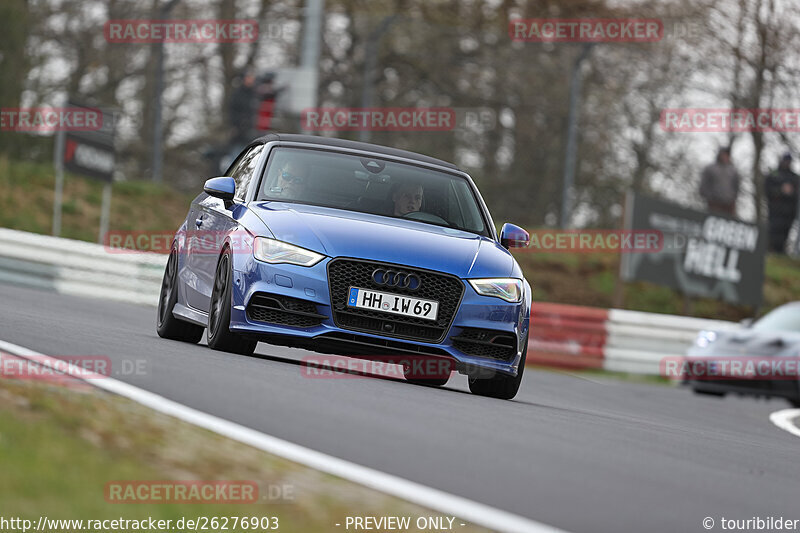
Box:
157 134 532 399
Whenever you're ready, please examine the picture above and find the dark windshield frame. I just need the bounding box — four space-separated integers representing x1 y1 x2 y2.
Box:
252 144 493 238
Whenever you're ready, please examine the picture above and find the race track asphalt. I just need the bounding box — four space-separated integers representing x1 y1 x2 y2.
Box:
1 282 798 533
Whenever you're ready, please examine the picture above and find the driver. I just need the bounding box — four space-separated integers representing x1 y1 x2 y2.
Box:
273 159 309 201
392 182 423 216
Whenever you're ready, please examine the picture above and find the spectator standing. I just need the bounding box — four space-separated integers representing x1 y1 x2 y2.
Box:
699 147 740 217
765 153 800 253
228 68 257 147
256 72 283 132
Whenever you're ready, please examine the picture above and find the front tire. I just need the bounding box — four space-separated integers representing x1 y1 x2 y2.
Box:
468 336 527 400
157 250 204 343
207 248 257 356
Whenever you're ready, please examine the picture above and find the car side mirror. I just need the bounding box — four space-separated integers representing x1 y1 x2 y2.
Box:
499 223 530 250
739 318 753 328
204 177 236 208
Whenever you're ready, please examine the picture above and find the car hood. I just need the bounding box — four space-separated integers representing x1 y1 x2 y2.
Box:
250 202 514 278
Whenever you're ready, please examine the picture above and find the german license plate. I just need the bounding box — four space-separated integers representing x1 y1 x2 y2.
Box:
347 287 438 321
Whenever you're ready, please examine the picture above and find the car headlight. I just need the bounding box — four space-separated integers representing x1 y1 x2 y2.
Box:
253 237 324 267
468 278 523 303
694 330 717 348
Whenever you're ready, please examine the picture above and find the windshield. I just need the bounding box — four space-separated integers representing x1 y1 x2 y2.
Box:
256 147 488 235
752 304 800 333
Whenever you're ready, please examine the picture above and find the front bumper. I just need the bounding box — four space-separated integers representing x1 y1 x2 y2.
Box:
681 349 800 399
229 255 529 377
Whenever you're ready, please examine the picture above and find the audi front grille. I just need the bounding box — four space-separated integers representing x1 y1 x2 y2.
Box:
327 258 464 343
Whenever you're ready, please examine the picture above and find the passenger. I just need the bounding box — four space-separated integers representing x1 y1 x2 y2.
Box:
392 182 424 216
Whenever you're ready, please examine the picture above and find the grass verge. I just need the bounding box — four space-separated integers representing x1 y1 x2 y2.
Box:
0 371 490 533
0 155 192 242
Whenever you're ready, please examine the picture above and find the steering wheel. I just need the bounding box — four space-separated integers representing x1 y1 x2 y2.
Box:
402 211 450 225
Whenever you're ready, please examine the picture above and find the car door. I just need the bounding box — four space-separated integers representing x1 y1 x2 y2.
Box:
185 144 264 312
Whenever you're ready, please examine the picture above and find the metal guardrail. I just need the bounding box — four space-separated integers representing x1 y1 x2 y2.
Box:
529 302 739 375
0 228 165 306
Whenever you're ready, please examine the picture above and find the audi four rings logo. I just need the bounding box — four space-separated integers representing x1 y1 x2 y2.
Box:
371 269 421 290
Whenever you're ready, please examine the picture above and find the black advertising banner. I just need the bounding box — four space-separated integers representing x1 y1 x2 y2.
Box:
620 192 766 306
63 100 115 182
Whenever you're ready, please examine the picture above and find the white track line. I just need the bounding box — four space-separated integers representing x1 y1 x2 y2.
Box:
0 339 566 533
769 408 800 438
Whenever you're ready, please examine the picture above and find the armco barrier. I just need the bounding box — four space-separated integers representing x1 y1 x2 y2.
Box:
528 303 608 369
0 228 165 306
529 302 739 375
0 228 740 375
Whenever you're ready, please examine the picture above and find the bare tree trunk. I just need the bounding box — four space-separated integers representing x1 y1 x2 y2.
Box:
0 0 30 155
218 0 238 128
747 0 777 223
